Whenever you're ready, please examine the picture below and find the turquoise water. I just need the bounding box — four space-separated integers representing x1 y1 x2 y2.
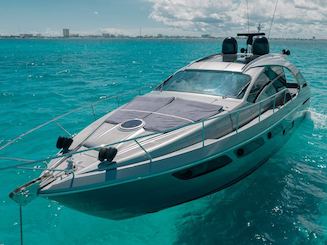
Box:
0 39 326 244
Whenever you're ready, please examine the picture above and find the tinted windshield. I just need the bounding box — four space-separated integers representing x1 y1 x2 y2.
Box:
159 70 251 98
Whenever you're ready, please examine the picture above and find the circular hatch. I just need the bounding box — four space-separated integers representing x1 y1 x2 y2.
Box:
120 119 144 131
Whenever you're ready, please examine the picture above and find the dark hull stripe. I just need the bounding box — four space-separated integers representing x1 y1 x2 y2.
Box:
147 156 270 213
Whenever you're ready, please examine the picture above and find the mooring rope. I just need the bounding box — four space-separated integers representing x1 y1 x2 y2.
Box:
19 205 23 245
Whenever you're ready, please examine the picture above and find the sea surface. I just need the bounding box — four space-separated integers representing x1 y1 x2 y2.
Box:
0 38 326 245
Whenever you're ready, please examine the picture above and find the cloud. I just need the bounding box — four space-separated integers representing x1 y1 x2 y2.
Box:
99 26 196 36
100 27 130 35
146 0 327 38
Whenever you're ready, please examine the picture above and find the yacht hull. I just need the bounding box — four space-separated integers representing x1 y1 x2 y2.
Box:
41 100 309 220
47 157 270 220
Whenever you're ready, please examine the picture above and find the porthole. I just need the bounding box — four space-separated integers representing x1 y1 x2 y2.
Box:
267 132 272 139
234 137 265 158
283 129 286 135
237 148 244 157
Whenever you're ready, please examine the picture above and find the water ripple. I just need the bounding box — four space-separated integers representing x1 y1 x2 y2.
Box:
0 39 326 245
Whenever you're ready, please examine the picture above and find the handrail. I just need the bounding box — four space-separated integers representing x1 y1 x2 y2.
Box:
134 139 152 163
201 121 205 148
0 88 289 171
0 86 152 152
16 166 69 173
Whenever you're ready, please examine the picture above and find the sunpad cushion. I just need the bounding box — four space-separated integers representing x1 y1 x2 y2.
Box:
143 98 223 132
106 95 223 132
106 96 174 124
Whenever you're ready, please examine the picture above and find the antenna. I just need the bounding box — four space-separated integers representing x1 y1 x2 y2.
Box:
139 27 142 38
268 0 279 38
257 23 263 33
237 32 265 53
246 0 250 33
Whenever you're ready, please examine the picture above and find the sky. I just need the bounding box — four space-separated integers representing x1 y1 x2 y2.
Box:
0 0 326 38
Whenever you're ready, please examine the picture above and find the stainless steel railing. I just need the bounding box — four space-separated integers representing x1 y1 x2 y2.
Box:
0 87 291 172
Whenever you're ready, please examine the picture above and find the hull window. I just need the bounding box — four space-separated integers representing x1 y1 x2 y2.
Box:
235 137 265 158
173 155 232 180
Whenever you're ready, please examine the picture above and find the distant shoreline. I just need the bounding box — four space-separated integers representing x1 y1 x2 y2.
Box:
0 36 325 41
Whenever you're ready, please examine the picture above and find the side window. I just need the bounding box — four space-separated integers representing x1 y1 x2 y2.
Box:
270 66 286 91
257 83 276 102
247 66 289 103
283 68 299 88
296 72 306 84
247 72 270 103
284 68 296 82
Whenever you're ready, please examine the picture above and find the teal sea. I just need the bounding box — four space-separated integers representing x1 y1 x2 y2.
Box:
0 38 326 244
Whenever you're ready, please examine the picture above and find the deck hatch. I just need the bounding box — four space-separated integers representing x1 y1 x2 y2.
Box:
120 119 144 130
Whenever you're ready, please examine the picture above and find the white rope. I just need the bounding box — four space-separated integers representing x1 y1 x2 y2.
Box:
55 121 72 137
0 157 34 163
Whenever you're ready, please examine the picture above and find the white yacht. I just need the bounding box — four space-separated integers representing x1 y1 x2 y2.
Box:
8 33 310 219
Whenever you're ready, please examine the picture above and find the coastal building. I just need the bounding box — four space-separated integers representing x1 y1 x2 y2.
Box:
19 34 34 38
63 28 69 38
102 33 116 38
201 34 214 38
